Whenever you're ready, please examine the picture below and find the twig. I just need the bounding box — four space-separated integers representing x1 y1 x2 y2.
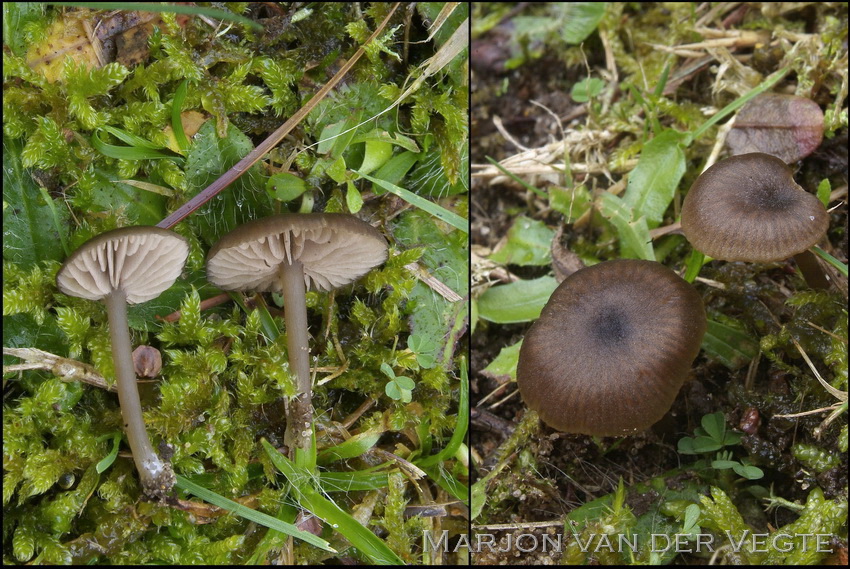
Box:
3 347 115 391
158 292 232 322
156 3 401 229
405 262 463 302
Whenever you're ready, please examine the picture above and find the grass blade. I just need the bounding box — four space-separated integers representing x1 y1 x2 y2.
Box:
175 475 335 552
416 357 468 468
358 172 468 233
262 439 406 565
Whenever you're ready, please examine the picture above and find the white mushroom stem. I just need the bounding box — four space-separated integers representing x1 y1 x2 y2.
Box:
104 289 174 497
278 259 314 457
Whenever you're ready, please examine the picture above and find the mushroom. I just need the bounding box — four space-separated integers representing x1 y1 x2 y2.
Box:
681 153 830 286
516 260 706 436
205 213 388 456
56 226 189 498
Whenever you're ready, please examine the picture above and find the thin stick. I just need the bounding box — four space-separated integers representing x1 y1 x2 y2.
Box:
156 3 401 229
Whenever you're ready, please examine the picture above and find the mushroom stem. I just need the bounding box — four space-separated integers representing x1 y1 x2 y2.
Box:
104 289 175 497
793 250 830 290
278 259 314 458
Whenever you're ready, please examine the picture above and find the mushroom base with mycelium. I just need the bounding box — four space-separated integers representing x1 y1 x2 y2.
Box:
517 260 707 437
104 288 175 497
56 226 188 499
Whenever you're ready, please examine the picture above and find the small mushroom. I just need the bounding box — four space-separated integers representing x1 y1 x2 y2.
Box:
681 153 829 274
205 213 388 456
56 226 189 498
516 260 706 436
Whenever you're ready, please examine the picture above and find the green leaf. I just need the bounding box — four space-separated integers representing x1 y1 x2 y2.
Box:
3 137 69 268
478 276 559 323
701 412 726 442
415 357 468 475
317 432 382 465
185 121 273 244
262 440 405 565
549 185 592 222
3 3 45 57
488 216 555 266
79 168 166 226
559 2 606 44
408 334 438 364
721 430 742 447
95 433 121 473
677 437 697 454
385 381 402 400
346 180 364 213
485 155 546 199
598 192 655 260
471 478 487 520
571 77 605 103
353 129 420 153
732 463 764 480
50 2 263 30
816 178 831 208
172 79 190 153
327 156 348 184
683 504 701 532
359 172 467 233
318 113 362 159
812 246 848 277
622 130 686 227
267 172 308 202
710 459 739 470
358 139 394 175
319 468 390 493
481 341 522 382
691 436 722 453
393 209 468 370
374 150 420 187
176 475 334 551
683 249 706 283
92 129 182 162
395 375 415 390
702 318 759 369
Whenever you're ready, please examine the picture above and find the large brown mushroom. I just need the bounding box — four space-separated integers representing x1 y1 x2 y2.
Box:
516 260 706 436
205 213 388 457
681 153 830 286
56 226 189 498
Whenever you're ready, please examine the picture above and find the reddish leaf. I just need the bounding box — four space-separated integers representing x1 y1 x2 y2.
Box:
726 93 824 163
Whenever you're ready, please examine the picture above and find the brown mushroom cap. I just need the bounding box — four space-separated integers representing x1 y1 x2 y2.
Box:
517 260 706 437
681 153 829 262
205 213 388 292
56 226 190 303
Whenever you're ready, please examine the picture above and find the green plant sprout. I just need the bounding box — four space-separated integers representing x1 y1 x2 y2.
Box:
678 411 742 453
381 362 415 403
710 450 764 481
407 333 437 369
679 503 702 538
678 412 764 481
